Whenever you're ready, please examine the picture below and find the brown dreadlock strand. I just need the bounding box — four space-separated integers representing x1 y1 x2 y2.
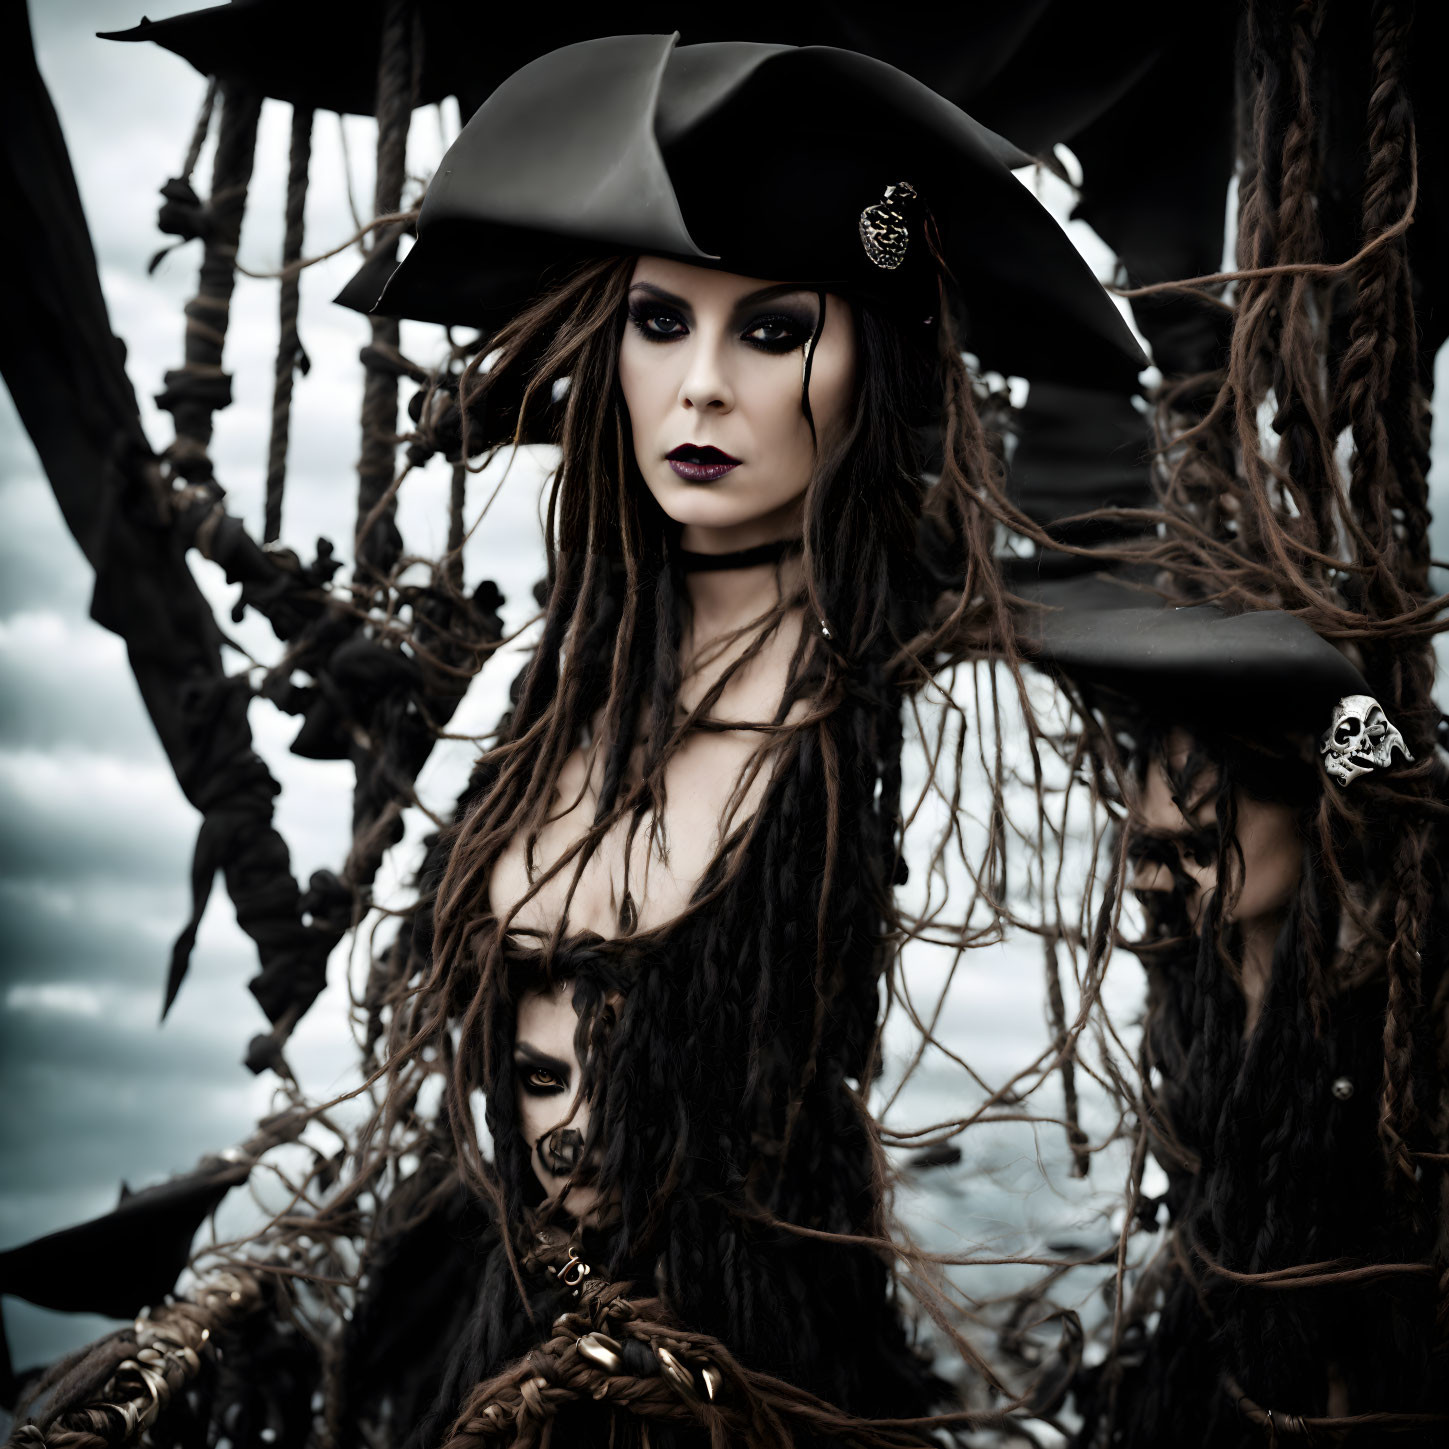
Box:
1330 0 1436 735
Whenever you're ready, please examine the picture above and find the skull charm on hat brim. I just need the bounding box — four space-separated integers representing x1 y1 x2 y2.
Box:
1320 694 1413 785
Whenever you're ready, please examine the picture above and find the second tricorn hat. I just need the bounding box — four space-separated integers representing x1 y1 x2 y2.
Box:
345 33 1146 388
1022 602 1372 739
1022 602 1420 786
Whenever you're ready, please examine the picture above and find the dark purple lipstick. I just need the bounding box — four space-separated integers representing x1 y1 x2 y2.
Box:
666 444 741 483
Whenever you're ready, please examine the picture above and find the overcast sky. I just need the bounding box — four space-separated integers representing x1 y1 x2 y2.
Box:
2 0 555 1368
5 0 1448 1386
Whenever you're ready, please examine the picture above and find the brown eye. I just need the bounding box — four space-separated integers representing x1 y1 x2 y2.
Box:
517 1062 568 1096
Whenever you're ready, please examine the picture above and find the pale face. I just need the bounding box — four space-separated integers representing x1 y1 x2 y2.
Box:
513 984 600 1220
1131 730 1301 932
618 256 858 554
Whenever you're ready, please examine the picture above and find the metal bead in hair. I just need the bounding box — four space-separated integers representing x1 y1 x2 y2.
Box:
859 181 918 270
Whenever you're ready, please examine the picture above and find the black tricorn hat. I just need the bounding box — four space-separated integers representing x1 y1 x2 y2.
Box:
346 33 1146 388
1022 602 1371 739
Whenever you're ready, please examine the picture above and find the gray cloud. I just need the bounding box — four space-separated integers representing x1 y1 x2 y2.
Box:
0 615 162 755
0 460 95 623
0 751 193 886
1 879 181 986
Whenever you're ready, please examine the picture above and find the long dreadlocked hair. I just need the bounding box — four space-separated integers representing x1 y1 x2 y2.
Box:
343 252 1054 1443
397 250 1030 1429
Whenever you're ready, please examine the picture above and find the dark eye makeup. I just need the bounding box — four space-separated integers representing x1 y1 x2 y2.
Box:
625 297 815 355
740 312 814 353
628 305 689 342
514 1046 570 1097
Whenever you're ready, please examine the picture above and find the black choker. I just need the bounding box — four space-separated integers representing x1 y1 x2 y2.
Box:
677 538 803 573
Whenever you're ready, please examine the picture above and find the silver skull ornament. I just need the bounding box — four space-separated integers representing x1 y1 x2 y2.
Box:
1320 694 1412 785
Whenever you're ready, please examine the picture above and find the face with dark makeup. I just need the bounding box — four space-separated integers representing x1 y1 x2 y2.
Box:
618 256 858 555
513 983 604 1220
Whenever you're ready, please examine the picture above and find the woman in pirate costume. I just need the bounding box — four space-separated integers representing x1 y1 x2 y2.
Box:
1026 602 1448 1446
8 34 1142 1449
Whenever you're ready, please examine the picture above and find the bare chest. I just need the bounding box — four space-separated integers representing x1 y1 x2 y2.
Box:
488 609 805 938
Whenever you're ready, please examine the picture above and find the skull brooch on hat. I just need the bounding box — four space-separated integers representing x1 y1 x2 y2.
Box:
1321 694 1413 785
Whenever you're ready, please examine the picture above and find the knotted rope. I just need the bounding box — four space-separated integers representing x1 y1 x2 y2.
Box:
146 78 217 276
155 80 261 484
354 0 421 585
